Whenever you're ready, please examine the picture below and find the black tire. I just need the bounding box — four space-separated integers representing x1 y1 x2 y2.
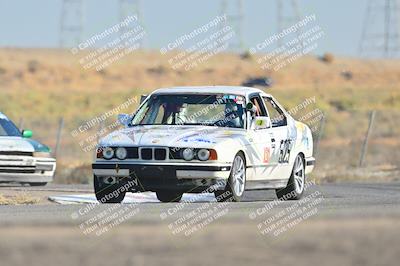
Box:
28 182 47 186
94 175 126 203
156 191 183 203
275 154 305 200
215 152 246 202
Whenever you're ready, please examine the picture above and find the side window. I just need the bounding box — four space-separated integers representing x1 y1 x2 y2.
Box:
263 97 287 127
249 95 268 117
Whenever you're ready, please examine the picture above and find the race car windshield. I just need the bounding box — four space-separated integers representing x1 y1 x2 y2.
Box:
0 117 21 137
131 94 246 128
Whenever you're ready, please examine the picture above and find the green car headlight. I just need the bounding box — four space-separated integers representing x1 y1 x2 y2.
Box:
33 152 51 158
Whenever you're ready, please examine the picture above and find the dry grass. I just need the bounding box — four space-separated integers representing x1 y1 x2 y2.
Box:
0 193 40 205
1 219 400 266
313 164 400 183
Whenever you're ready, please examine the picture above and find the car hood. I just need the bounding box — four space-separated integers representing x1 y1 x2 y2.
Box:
0 136 50 153
0 136 35 152
99 125 246 148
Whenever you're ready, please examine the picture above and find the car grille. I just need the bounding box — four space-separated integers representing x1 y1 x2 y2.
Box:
0 151 33 156
169 147 183 160
0 166 36 174
126 147 139 159
139 147 168 160
141 148 152 160
0 155 54 174
154 148 166 160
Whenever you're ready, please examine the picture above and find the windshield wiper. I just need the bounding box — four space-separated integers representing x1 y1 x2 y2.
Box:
182 122 217 126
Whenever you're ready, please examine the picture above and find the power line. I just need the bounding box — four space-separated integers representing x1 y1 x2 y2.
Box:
276 0 302 48
220 0 244 52
59 0 84 48
119 0 144 47
359 0 400 58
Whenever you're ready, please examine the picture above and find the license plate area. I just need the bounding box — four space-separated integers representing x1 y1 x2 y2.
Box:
132 165 176 179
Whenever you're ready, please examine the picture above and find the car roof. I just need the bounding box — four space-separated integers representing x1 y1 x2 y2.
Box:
152 86 271 97
0 112 9 119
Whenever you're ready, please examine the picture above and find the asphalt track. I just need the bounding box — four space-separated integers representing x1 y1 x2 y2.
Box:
0 182 399 266
0 181 400 224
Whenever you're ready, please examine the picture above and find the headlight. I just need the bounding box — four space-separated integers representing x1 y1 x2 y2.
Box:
197 149 210 161
102 147 114 160
33 152 51 158
115 147 127 160
182 148 195 161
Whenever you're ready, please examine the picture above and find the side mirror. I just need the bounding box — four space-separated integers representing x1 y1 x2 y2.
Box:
118 114 131 127
246 102 257 113
251 117 271 130
22 129 33 138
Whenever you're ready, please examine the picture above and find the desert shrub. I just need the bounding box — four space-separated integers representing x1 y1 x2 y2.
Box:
329 99 354 112
55 163 92 184
341 70 353 80
320 53 334 63
147 65 167 75
97 69 107 76
27 60 39 73
240 51 253 60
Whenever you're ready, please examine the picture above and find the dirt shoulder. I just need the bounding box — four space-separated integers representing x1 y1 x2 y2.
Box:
0 218 398 266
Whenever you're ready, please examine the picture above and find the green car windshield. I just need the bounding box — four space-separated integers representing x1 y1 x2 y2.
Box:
131 94 246 129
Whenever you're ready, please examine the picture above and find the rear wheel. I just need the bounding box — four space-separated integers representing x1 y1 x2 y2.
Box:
275 154 305 200
156 191 183 203
215 152 246 202
94 175 126 203
28 182 47 186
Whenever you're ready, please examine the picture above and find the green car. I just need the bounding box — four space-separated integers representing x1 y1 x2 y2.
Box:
0 112 56 186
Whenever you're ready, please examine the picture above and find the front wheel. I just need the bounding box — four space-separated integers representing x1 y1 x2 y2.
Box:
215 152 246 202
28 182 47 186
156 191 183 203
275 154 305 200
94 175 126 203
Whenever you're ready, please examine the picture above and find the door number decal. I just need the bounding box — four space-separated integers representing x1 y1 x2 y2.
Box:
278 139 292 163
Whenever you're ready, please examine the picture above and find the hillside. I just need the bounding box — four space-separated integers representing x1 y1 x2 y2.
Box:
0 48 399 182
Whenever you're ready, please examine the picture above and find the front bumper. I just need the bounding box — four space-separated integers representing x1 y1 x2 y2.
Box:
92 162 231 192
0 156 56 183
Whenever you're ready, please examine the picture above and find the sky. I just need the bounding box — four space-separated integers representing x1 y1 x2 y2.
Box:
0 0 369 57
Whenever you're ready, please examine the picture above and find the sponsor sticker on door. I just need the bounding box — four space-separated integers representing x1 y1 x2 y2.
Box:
263 147 270 163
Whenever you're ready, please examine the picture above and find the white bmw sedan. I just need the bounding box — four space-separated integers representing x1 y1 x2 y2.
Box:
92 86 315 203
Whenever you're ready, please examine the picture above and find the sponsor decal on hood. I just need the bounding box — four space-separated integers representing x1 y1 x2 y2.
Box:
99 125 245 147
